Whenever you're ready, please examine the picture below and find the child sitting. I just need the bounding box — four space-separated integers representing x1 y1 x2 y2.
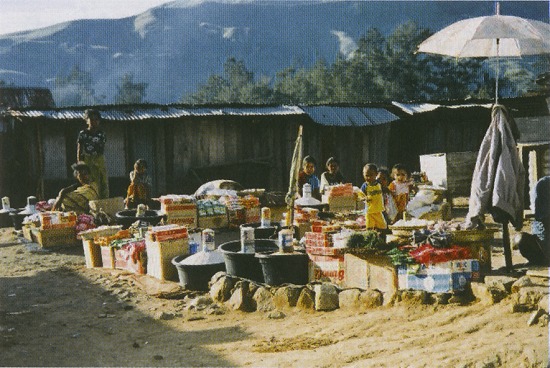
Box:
389 163 415 219
125 159 152 209
298 155 321 200
320 157 345 194
360 163 387 231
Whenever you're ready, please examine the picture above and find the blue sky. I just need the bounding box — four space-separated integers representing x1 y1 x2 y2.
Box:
0 0 170 35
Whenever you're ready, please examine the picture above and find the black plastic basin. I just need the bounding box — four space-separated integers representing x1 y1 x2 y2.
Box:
115 209 165 229
256 252 309 286
0 210 16 228
218 239 279 282
171 255 226 291
9 209 26 230
240 222 279 239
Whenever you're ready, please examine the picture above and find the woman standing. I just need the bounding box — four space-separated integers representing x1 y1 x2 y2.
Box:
77 109 109 198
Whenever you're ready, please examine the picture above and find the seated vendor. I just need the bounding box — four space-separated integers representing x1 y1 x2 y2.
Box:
515 176 550 266
52 162 99 214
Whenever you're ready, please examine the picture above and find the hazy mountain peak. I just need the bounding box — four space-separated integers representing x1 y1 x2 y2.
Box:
0 1 546 104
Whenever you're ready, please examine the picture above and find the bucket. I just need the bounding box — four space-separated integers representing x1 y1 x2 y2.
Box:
115 209 165 229
240 222 279 239
255 252 309 286
171 255 226 291
0 210 16 228
9 209 26 230
218 239 279 282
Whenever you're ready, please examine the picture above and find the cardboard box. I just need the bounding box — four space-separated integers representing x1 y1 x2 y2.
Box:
398 259 480 293
198 213 229 229
344 253 398 305
146 237 189 281
114 240 146 274
35 227 79 248
322 194 356 212
101 246 116 269
308 253 345 285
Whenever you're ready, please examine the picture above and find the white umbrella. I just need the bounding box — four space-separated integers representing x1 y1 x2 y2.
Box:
418 3 550 103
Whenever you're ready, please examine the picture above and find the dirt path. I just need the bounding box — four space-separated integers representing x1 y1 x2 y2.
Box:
0 228 548 367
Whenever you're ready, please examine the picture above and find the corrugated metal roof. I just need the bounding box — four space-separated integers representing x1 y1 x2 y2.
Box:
392 101 493 115
4 105 305 120
299 106 398 126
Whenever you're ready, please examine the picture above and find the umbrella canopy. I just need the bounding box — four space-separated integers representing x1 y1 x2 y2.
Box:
418 6 550 103
418 15 550 58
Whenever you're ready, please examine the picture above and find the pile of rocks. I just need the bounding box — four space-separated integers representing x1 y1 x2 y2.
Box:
205 268 549 323
208 272 383 312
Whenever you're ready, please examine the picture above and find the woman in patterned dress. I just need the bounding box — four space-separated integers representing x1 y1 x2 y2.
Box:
77 109 109 198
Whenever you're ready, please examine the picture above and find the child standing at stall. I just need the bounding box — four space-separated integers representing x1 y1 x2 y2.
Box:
377 168 399 224
298 155 321 200
360 163 387 231
125 159 152 209
389 163 414 220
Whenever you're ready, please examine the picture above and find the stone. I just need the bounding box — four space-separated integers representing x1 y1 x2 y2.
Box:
154 311 175 320
253 287 275 312
210 271 226 286
538 314 549 326
538 294 549 313
273 286 302 309
226 280 255 312
483 275 518 293
296 287 315 311
516 286 549 309
526 267 550 279
188 295 213 309
134 275 185 299
527 309 545 326
209 275 236 303
360 289 383 308
338 289 362 309
267 310 286 319
511 276 534 293
398 290 429 305
314 283 339 311
470 282 508 305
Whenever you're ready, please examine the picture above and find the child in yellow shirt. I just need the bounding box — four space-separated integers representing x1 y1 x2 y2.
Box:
360 163 387 231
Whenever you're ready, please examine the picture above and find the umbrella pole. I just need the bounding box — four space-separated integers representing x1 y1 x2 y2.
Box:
502 220 513 272
495 39 500 105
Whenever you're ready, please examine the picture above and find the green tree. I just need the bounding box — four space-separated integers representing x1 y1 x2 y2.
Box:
114 73 148 104
183 57 274 104
52 65 102 106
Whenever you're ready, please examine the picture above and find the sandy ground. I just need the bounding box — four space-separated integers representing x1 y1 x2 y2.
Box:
0 224 549 367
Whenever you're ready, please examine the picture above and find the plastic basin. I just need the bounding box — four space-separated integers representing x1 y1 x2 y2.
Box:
240 222 279 239
171 255 226 291
218 239 279 282
115 209 165 229
255 252 309 286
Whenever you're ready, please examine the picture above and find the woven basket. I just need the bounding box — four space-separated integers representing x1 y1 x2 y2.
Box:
146 238 189 281
79 225 123 241
451 229 498 244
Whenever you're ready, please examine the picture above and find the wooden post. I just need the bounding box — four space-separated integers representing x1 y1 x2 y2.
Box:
502 220 513 272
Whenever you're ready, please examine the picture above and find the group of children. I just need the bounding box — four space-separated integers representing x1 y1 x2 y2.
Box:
297 155 415 232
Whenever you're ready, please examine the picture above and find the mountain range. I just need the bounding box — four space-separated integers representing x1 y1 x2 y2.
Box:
0 0 548 104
